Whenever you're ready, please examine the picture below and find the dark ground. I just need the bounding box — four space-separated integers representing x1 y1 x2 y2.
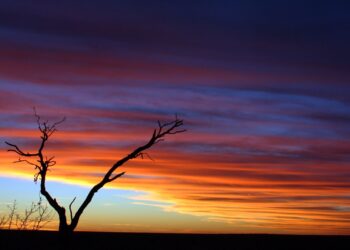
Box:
0 230 349 250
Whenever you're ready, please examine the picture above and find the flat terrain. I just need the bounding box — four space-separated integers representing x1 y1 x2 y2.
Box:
0 230 349 250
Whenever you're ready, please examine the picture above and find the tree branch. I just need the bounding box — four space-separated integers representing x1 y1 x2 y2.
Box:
69 116 185 231
5 142 38 157
109 172 125 182
69 197 76 223
13 157 41 169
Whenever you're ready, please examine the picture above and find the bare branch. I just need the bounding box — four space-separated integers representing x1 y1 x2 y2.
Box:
0 199 54 231
0 215 7 228
154 138 165 145
51 117 66 130
14 157 41 169
69 116 185 231
136 152 154 161
109 172 125 182
33 203 53 230
33 107 41 129
5 142 38 157
69 197 76 223
168 129 187 134
45 156 56 167
33 107 65 137
7 200 17 230
17 202 39 230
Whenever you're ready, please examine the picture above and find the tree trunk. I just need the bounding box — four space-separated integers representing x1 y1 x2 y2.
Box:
58 211 74 235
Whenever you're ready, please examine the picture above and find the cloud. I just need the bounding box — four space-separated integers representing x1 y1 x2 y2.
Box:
1 0 350 234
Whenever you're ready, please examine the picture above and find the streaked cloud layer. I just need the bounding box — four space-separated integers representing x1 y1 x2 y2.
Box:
1 0 350 234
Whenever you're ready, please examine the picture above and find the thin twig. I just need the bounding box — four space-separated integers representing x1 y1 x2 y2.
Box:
69 197 76 223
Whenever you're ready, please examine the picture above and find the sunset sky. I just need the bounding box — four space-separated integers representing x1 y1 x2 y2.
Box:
1 1 350 234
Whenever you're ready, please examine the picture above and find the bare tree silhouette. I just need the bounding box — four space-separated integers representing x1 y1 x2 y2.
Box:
0 199 53 230
5 110 185 234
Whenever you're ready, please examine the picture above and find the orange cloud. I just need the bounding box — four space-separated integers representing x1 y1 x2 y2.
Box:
1 125 350 234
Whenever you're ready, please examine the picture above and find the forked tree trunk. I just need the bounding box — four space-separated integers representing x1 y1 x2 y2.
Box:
59 217 72 234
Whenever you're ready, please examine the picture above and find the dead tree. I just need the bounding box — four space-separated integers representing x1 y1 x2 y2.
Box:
6 200 17 230
0 199 53 230
16 201 38 230
32 200 53 230
5 111 185 234
17 199 53 230
0 201 18 230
